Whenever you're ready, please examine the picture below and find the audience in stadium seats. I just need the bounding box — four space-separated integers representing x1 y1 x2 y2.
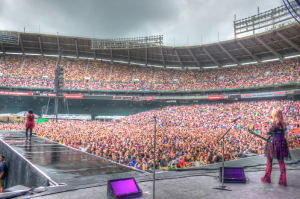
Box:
86 61 110 82
0 55 24 78
1 55 299 91
1 99 299 171
110 64 133 83
21 56 47 79
134 66 154 83
155 83 173 91
155 68 176 83
65 59 87 81
102 82 119 90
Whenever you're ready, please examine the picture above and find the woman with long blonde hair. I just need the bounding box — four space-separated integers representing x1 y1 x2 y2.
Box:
261 109 290 186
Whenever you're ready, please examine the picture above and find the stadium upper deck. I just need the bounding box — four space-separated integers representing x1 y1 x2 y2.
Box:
1 24 300 68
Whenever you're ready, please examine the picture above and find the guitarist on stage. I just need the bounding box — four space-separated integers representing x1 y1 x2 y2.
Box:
261 109 291 186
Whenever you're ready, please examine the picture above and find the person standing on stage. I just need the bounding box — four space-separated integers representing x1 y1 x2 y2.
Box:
25 109 35 141
262 109 291 186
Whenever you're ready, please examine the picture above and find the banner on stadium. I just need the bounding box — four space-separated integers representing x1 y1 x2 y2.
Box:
113 96 133 100
132 96 154 101
179 100 189 103
47 94 56 97
123 96 132 100
208 95 223 100
132 97 144 101
0 91 33 96
241 91 286 99
154 95 208 100
144 97 154 101
64 94 83 99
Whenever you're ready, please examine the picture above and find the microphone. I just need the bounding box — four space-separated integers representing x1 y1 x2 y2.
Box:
232 116 241 123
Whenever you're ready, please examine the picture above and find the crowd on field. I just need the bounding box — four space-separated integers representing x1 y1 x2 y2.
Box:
1 100 299 171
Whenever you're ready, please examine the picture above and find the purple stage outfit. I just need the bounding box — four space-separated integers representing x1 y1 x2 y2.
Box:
262 122 291 186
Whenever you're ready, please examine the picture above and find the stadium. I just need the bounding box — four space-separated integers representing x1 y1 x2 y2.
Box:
0 0 300 198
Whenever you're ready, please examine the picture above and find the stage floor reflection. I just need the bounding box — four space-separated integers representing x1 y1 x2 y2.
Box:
0 130 145 186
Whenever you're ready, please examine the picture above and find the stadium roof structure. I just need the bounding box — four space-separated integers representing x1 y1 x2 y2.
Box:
1 24 300 68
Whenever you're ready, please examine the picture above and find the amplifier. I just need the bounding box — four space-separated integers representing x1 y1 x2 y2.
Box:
219 167 247 183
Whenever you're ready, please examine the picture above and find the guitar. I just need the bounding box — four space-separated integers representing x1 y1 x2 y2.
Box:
247 128 269 141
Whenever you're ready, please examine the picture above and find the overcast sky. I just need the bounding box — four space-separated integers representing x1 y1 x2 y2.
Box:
0 0 283 46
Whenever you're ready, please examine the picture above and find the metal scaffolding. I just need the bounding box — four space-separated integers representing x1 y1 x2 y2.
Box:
234 1 300 39
91 35 163 49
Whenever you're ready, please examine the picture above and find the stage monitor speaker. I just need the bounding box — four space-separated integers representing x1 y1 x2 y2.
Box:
219 167 246 183
107 178 143 199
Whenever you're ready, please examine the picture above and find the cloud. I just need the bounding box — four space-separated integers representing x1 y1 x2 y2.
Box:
0 0 284 46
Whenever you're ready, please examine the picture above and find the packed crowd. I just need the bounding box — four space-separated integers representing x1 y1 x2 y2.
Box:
1 55 299 92
86 61 110 82
1 100 299 171
21 56 47 79
0 55 24 78
65 59 87 81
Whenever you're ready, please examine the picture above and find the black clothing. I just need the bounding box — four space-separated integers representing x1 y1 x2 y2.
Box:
160 159 169 167
207 155 213 163
26 128 32 139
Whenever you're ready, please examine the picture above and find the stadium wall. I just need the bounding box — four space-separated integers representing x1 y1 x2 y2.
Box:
0 134 49 188
0 95 166 118
0 95 293 119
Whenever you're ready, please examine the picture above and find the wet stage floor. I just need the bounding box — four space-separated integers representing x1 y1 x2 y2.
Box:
1 130 300 198
0 130 146 186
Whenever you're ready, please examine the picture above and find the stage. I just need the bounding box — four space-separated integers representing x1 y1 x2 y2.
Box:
0 130 299 199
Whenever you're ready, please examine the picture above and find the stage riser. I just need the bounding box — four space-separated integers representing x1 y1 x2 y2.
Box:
0 139 49 188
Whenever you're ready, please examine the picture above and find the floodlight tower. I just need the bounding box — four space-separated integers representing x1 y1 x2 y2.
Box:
283 0 300 24
54 46 64 122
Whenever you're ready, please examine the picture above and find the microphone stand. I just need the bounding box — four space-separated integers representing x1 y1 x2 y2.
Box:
153 115 156 199
213 121 236 191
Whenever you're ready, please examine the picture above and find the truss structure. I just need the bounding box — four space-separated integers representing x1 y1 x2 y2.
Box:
234 1 300 38
1 5 300 68
0 31 19 45
91 35 163 49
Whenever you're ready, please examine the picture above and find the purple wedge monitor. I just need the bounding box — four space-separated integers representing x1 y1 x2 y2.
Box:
107 178 143 199
219 167 247 183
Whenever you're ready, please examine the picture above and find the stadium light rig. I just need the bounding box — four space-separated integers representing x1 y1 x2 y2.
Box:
0 31 19 45
91 35 163 50
234 1 300 39
283 0 300 24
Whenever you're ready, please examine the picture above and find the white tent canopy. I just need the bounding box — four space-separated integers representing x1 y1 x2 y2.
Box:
15 111 41 118
42 114 91 120
95 115 125 121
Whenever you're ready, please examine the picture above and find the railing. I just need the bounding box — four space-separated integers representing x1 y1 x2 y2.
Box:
0 82 299 93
